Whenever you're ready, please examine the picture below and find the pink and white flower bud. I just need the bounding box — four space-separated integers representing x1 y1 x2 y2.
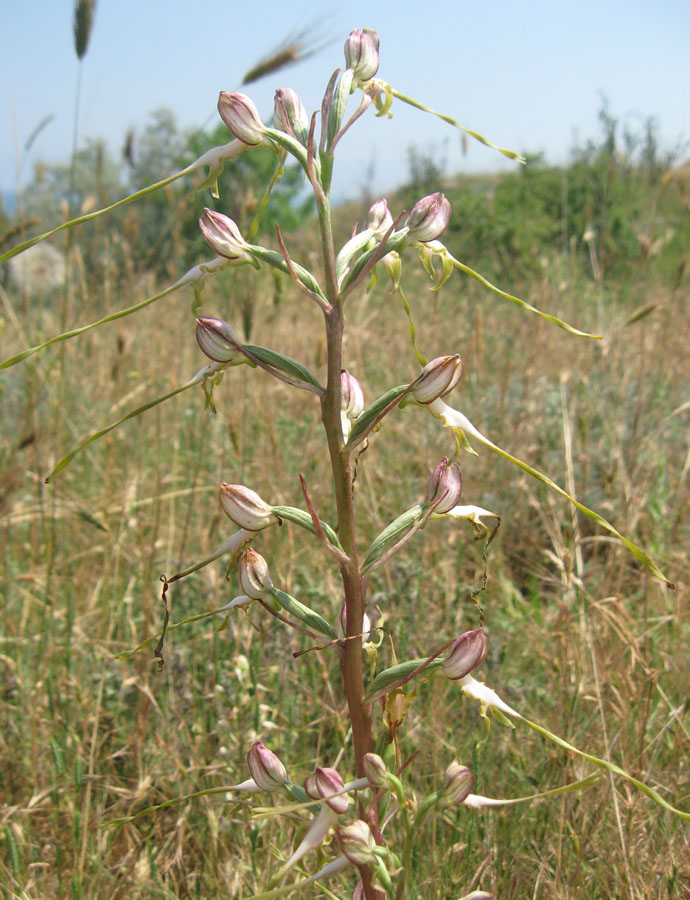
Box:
304 766 350 814
442 628 488 680
217 91 268 146
344 28 380 83
362 753 388 788
406 192 452 243
199 208 250 260
411 355 464 405
426 458 463 514
341 370 364 419
273 88 310 145
196 317 242 363
237 549 273 600
440 760 475 807
336 820 377 865
219 484 279 532
366 199 393 237
246 741 287 791
338 603 372 643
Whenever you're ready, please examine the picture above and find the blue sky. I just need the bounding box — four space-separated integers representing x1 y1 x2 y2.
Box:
2 0 689 204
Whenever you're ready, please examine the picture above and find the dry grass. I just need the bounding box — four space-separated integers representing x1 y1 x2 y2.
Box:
0 229 688 899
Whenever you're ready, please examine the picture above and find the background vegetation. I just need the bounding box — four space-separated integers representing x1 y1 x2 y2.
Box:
1 104 689 899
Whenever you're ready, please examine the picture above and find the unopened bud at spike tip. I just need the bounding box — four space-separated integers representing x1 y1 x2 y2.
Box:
336 819 377 865
219 484 279 531
426 458 463 514
237 548 273 600
411 355 464 405
440 760 475 807
246 741 287 791
196 317 242 363
406 192 452 242
442 628 488 680
199 208 250 261
344 28 380 83
217 91 268 146
304 766 349 814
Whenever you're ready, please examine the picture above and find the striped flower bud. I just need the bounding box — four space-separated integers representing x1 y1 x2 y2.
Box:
442 628 488 681
246 741 287 791
304 766 349 814
237 549 273 600
217 91 267 146
219 484 279 531
439 760 475 808
411 355 464 405
362 753 388 788
406 192 451 243
336 820 377 865
341 370 364 418
196 317 242 363
199 208 250 260
273 87 310 145
367 199 393 237
425 458 463 514
344 28 380 83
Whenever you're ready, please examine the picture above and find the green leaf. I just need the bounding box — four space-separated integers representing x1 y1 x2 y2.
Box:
270 506 343 551
361 505 423 574
244 345 324 391
344 385 409 450
268 588 337 640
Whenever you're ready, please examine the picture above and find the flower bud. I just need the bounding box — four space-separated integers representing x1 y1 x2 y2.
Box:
304 766 349 814
362 752 388 788
366 199 393 237
442 628 488 680
217 91 267 146
340 370 364 419
344 28 380 83
406 192 451 242
425 458 463 514
273 88 310 145
440 760 475 807
199 208 250 260
219 484 279 531
336 820 377 865
237 549 273 600
411 355 464 405
338 603 372 643
196 317 242 363
246 741 287 791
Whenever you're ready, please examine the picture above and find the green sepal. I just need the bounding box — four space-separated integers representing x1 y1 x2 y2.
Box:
361 505 423 574
327 68 354 148
339 230 409 293
365 657 443 701
344 385 409 450
268 588 337 640
246 245 327 302
244 345 324 391
270 506 343 551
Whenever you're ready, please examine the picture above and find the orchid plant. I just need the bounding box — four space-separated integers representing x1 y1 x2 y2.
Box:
1 26 684 900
